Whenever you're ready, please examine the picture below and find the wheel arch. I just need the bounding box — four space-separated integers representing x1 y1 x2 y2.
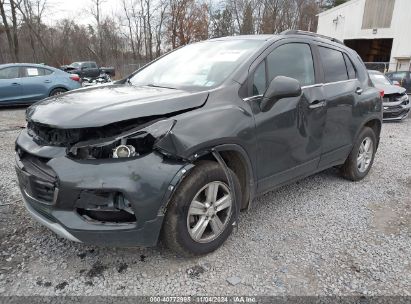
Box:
358 117 382 148
191 144 256 210
49 86 69 96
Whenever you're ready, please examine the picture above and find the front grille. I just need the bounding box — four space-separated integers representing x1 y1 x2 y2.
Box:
16 151 58 205
26 116 161 147
27 122 82 147
384 93 408 103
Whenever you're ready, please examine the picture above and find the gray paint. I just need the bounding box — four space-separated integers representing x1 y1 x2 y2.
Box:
16 33 382 246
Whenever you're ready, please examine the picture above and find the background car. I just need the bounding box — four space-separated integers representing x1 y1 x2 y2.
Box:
385 71 411 94
0 63 81 106
60 61 115 78
368 70 410 121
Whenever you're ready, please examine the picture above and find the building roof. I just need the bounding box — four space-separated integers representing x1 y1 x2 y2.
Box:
317 0 360 17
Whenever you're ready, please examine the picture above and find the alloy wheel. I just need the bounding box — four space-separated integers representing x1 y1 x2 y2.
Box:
187 181 232 243
357 136 374 173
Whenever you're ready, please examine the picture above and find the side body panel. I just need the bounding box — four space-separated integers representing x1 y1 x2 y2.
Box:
312 42 382 169
242 38 327 193
19 68 53 101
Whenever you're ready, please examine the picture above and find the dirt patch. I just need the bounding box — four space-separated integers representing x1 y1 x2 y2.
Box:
55 281 69 290
86 261 108 279
117 263 128 274
369 201 411 235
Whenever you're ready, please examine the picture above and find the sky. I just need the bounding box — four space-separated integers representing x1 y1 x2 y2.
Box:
44 0 121 26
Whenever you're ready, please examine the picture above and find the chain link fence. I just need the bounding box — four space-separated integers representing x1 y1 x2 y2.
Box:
364 62 392 73
364 62 411 73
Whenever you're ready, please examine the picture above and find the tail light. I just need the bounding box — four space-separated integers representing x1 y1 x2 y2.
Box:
380 90 384 98
70 74 81 82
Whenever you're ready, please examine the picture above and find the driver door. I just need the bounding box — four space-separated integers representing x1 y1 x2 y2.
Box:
249 41 327 193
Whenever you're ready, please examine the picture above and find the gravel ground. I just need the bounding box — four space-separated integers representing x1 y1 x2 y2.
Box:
0 107 410 296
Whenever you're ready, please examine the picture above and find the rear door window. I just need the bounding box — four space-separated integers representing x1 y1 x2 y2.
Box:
319 46 349 83
0 67 20 79
23 67 41 77
21 67 53 77
266 43 315 87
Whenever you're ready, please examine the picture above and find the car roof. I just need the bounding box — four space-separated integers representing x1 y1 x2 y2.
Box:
209 35 278 42
0 63 57 70
209 32 350 51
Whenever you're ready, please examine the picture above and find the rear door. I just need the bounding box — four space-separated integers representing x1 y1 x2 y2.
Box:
315 44 362 168
19 67 54 101
249 40 327 192
0 66 23 104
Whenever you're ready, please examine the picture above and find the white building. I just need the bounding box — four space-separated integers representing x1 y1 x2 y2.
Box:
317 0 411 72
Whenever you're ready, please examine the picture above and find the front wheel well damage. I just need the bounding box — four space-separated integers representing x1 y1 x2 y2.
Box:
194 150 250 210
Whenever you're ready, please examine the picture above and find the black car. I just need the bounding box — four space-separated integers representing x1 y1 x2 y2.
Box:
386 71 411 94
61 61 115 78
368 70 410 121
15 31 382 256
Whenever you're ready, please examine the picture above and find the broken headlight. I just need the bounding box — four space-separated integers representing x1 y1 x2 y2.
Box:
69 119 176 159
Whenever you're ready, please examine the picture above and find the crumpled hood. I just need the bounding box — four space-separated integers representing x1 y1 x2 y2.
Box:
374 83 406 95
27 84 209 128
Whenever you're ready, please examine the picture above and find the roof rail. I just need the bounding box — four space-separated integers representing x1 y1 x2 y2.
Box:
281 30 344 45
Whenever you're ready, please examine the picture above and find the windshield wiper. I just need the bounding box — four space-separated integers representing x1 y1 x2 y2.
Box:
146 83 178 90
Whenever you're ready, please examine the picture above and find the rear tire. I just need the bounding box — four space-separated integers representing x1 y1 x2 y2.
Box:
162 161 241 257
50 88 67 97
341 127 377 181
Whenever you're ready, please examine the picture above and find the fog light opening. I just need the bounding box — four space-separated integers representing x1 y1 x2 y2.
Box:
77 193 136 224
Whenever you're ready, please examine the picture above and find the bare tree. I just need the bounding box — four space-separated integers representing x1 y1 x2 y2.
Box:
0 0 19 61
90 0 106 63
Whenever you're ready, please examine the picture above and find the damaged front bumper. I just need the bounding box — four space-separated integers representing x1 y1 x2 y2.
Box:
383 97 410 121
15 129 190 247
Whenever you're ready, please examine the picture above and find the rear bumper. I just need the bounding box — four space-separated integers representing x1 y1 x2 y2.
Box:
15 130 190 247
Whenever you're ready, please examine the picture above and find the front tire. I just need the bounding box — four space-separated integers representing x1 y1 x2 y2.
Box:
341 127 377 181
162 161 241 256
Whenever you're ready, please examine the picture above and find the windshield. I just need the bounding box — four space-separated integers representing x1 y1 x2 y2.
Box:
369 72 392 86
130 40 264 89
70 62 81 68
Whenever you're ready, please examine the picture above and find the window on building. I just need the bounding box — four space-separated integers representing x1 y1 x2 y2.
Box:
362 0 395 29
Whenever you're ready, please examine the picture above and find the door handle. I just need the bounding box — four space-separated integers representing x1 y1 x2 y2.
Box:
309 100 326 109
355 87 363 95
11 82 20 86
44 80 51 83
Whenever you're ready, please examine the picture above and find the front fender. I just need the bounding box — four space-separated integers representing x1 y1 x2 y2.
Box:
155 105 256 160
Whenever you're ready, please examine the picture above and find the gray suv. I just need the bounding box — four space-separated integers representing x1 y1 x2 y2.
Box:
15 31 382 256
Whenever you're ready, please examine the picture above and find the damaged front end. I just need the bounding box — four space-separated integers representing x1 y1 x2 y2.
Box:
67 118 177 160
16 115 194 246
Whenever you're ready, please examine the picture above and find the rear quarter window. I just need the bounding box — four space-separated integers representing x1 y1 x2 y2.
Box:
343 54 356 79
319 46 349 83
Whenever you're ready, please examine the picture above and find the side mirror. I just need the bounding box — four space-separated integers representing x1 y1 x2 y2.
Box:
81 66 87 70
392 80 400 86
260 76 302 112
